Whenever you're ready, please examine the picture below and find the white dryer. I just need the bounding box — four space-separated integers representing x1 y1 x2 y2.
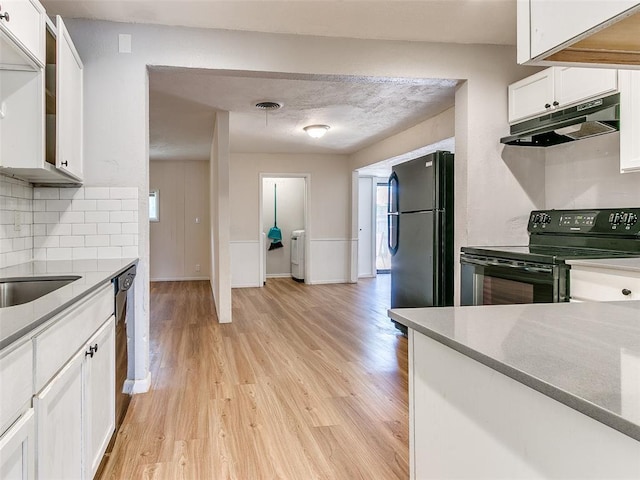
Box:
291 229 305 282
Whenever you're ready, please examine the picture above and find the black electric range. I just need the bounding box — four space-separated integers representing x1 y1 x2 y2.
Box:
460 208 640 305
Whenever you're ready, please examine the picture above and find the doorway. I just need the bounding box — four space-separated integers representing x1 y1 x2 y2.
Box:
376 181 391 273
260 175 309 284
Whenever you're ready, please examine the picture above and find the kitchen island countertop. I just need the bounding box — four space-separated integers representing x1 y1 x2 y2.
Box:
0 258 138 350
389 300 640 441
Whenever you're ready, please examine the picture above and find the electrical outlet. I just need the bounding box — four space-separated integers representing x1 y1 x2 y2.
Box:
195 264 201 272
14 211 22 231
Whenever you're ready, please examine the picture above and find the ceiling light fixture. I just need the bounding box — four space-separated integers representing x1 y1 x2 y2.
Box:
304 124 330 138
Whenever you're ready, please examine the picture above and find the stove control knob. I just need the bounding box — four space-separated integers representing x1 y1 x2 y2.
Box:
544 214 551 224
613 213 622 225
626 213 637 226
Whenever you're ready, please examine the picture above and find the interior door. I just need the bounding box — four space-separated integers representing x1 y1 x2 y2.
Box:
358 177 374 277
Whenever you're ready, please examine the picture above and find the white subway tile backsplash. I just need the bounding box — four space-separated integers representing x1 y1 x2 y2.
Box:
46 200 72 212
110 234 135 247
97 199 122 211
85 235 110 247
98 223 121 235
98 247 122 259
84 187 110 200
34 212 59 224
34 188 59 200
59 211 85 224
60 236 85 248
121 223 138 234
72 247 97 260
1 181 140 264
46 247 72 260
72 224 97 236
110 211 135 223
121 199 137 210
85 211 110 223
121 246 138 257
72 199 97 211
46 223 72 236
59 188 84 200
1 175 33 268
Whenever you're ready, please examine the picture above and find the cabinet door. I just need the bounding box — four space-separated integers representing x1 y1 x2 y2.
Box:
0 0 45 68
554 67 617 108
619 70 640 173
35 352 83 480
529 0 639 58
84 317 115 480
508 68 554 123
0 409 35 480
55 15 83 181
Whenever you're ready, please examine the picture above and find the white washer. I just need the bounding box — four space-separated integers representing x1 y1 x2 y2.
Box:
291 229 305 281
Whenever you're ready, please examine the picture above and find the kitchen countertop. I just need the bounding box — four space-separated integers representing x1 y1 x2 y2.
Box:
567 257 640 272
389 300 640 441
0 258 138 351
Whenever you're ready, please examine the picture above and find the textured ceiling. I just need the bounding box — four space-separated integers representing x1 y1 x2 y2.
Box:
149 69 458 159
42 1 510 162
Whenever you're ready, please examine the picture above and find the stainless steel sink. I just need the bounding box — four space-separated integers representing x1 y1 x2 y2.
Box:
0 276 81 308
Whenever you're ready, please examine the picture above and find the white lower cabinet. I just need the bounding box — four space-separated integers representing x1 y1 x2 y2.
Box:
0 409 35 480
34 316 115 480
35 352 83 479
84 319 115 480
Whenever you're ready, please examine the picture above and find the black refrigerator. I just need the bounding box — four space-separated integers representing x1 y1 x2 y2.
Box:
387 151 454 332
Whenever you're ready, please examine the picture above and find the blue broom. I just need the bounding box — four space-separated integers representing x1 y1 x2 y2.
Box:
267 184 283 250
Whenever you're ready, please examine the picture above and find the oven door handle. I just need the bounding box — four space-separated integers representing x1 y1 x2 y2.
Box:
461 255 553 274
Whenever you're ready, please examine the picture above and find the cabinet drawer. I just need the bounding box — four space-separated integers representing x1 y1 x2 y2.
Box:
34 283 114 392
0 340 33 434
571 268 640 302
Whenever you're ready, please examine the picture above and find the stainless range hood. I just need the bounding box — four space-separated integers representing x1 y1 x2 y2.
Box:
501 93 620 147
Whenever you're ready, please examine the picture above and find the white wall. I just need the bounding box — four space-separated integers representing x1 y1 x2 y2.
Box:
210 112 231 323
230 152 351 285
262 177 305 277
63 18 537 386
545 133 640 208
149 160 210 281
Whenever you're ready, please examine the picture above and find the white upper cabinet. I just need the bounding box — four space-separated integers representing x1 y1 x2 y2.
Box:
0 14 83 184
55 15 83 181
508 68 554 123
619 70 640 173
518 0 640 67
0 0 45 70
508 67 617 124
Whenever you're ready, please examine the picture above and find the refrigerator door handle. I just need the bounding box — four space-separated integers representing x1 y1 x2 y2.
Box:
388 171 398 214
388 212 399 255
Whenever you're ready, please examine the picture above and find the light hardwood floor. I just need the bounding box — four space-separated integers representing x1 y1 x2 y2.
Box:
99 276 408 479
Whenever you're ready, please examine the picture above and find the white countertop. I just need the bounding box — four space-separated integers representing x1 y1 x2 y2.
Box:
567 257 640 272
389 300 640 441
0 259 138 350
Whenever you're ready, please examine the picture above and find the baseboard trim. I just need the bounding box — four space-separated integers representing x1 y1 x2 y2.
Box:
124 372 151 394
150 276 209 282
266 273 292 278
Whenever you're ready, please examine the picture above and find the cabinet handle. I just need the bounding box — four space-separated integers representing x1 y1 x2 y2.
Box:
85 344 99 358
0 5 9 22
622 288 632 296
544 103 551 109
61 161 68 167
552 101 559 107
